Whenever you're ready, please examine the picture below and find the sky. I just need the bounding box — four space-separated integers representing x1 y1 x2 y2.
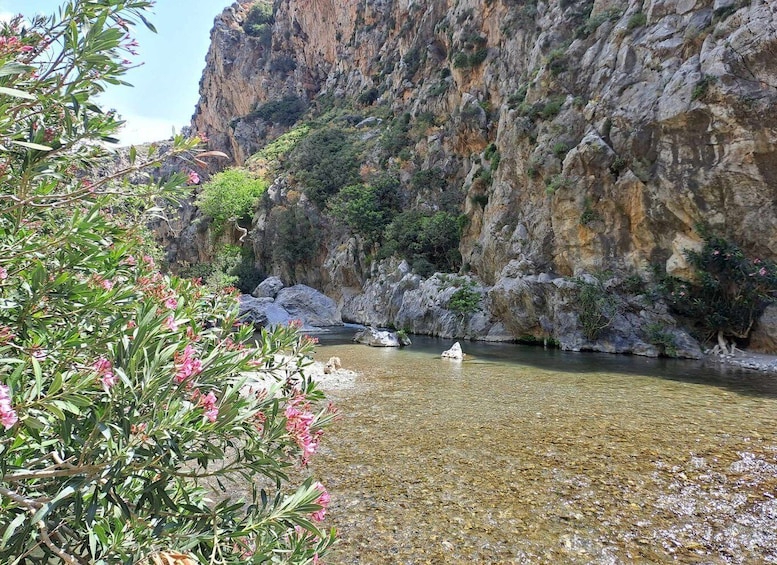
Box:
0 0 225 145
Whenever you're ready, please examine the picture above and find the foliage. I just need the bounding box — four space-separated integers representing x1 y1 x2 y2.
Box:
195 169 268 236
576 8 623 37
328 184 389 243
627 12 647 30
546 48 567 75
576 278 618 340
272 206 321 268
448 283 482 316
644 323 678 357
380 114 412 157
383 211 463 274
0 4 334 563
691 74 715 101
659 230 777 342
251 95 306 126
243 2 274 44
249 123 310 174
289 127 360 208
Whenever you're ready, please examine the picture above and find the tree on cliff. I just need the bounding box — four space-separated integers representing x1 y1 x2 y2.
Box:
0 2 334 563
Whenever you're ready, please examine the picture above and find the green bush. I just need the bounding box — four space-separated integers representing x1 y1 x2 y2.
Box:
383 210 463 273
272 206 321 267
691 74 715 101
380 114 412 157
448 283 482 316
627 11 647 30
644 323 678 357
289 127 360 208
244 2 273 32
0 4 335 563
577 278 617 340
195 169 268 235
328 184 391 243
660 229 777 345
251 95 306 126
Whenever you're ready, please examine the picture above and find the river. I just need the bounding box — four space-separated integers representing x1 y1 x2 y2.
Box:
308 328 777 564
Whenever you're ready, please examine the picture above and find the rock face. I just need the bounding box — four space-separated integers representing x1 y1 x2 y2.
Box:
187 0 777 356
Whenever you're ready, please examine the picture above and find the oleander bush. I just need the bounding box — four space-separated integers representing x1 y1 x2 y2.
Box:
0 3 335 563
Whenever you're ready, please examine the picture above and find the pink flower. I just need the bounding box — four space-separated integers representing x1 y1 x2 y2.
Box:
0 326 14 344
123 255 137 266
0 267 7 280
101 279 114 291
0 384 18 430
187 170 200 185
93 357 118 390
101 372 118 390
285 396 320 464
712 250 720 256
142 255 155 267
759 267 767 276
127 320 137 329
19 45 34 53
311 482 330 522
163 316 179 332
164 297 178 309
174 345 202 384
196 390 219 422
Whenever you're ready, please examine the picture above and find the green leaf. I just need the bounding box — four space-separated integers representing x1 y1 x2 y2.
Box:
0 62 34 77
0 513 26 548
0 86 35 100
10 140 53 151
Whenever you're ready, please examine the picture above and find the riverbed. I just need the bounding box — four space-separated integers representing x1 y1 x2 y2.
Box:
308 330 777 564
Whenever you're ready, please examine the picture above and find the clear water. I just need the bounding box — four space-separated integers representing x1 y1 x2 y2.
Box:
309 329 777 564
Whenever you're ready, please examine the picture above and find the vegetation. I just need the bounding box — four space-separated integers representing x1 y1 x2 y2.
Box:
272 206 321 267
577 278 618 340
644 323 678 357
0 3 334 563
195 168 268 235
448 282 482 316
659 229 777 351
691 74 715 101
383 211 464 275
251 95 306 126
288 127 360 208
627 11 647 30
243 1 274 45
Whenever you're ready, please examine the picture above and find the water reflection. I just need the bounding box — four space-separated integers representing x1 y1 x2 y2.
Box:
308 330 777 563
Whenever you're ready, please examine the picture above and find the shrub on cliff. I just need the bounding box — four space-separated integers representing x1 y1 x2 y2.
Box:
0 4 334 563
195 168 268 236
660 229 777 353
289 127 360 208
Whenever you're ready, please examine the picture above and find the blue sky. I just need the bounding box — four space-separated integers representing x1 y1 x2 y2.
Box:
0 1 224 145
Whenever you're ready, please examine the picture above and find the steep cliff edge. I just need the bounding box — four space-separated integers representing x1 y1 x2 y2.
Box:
186 0 777 357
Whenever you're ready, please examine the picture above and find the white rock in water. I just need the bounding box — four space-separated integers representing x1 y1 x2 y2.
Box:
441 342 464 360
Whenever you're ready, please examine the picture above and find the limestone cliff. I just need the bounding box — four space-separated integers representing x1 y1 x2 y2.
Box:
186 0 777 356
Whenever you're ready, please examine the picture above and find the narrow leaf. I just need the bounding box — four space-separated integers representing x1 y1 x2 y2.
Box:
0 86 35 100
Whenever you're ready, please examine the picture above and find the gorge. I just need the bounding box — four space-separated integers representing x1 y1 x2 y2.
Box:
164 0 777 359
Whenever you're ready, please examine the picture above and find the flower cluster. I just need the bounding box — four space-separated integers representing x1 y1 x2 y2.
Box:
93 357 118 390
192 389 219 423
311 482 330 522
174 345 202 384
285 395 322 465
0 383 18 430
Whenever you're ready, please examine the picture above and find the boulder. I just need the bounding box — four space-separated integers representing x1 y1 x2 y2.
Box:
441 342 465 360
238 296 293 328
323 356 342 374
252 276 284 298
275 284 342 326
749 304 777 353
353 327 401 347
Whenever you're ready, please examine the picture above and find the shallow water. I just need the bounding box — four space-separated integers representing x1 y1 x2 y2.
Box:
309 331 777 564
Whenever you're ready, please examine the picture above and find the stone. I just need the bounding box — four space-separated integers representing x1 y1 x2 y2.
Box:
238 295 292 328
323 356 342 374
749 304 777 353
275 285 342 327
353 327 401 347
252 275 284 298
441 342 465 360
